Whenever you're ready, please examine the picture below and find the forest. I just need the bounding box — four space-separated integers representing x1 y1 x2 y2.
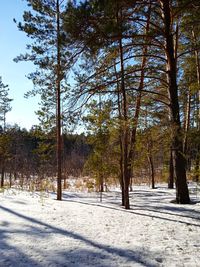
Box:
1 0 200 211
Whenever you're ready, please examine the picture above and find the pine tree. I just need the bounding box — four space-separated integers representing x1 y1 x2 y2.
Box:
0 76 12 187
14 0 71 200
158 0 190 203
0 77 12 130
64 0 155 209
83 99 113 195
179 1 200 182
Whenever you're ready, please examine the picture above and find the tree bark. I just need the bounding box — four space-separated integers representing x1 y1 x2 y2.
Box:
160 0 190 203
99 173 104 193
183 91 191 155
1 166 5 188
119 34 130 209
125 1 152 208
116 4 130 209
117 2 152 209
118 127 125 205
192 29 200 182
9 172 12 188
168 148 174 189
183 90 191 171
195 157 199 182
148 154 155 189
63 177 67 189
56 0 62 200
115 61 124 206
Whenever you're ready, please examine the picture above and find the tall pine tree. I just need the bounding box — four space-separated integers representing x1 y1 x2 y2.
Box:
14 0 70 200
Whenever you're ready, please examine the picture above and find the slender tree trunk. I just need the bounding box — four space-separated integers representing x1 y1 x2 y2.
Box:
192 29 200 129
119 34 130 209
117 135 125 204
192 29 200 181
195 157 199 182
129 177 133 192
1 115 6 188
183 90 191 171
116 4 130 209
168 148 174 189
116 2 151 209
99 93 104 194
148 154 155 189
160 0 190 203
56 0 62 200
20 173 24 189
119 135 125 205
9 172 12 188
99 172 103 202
1 166 5 188
125 1 152 208
99 172 104 193
63 176 67 189
115 61 125 206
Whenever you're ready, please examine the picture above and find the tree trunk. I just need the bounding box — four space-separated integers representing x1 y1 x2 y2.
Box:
148 154 155 189
20 173 24 189
194 154 199 182
168 148 174 189
115 61 124 206
129 176 133 192
120 176 125 206
56 0 62 201
118 2 152 209
63 177 67 189
9 172 12 188
192 29 200 182
160 0 190 203
125 2 152 207
117 6 130 209
183 90 191 171
99 173 104 202
124 180 130 209
1 166 5 188
119 141 125 206
99 174 104 193
192 29 200 129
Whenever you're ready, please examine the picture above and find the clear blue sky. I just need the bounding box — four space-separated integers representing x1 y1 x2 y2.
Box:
0 0 39 129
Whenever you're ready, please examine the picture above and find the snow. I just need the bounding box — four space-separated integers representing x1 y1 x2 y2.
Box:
0 184 200 267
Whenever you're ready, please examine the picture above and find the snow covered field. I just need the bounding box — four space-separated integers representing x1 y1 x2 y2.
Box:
0 184 200 267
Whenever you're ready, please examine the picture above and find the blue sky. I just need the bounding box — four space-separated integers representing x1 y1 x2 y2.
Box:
0 0 39 129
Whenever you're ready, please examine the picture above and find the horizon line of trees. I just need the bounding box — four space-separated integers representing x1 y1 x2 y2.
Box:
0 124 90 190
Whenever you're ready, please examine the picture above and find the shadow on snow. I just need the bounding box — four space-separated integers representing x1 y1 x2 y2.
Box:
0 205 156 267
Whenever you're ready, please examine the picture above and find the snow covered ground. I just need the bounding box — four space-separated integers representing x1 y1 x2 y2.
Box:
0 184 200 267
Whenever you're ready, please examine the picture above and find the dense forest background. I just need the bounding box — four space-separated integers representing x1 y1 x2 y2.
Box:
1 0 200 209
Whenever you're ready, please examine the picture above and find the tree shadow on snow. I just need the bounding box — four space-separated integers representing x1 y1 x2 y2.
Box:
0 221 41 267
0 205 157 267
59 188 200 227
63 198 200 228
